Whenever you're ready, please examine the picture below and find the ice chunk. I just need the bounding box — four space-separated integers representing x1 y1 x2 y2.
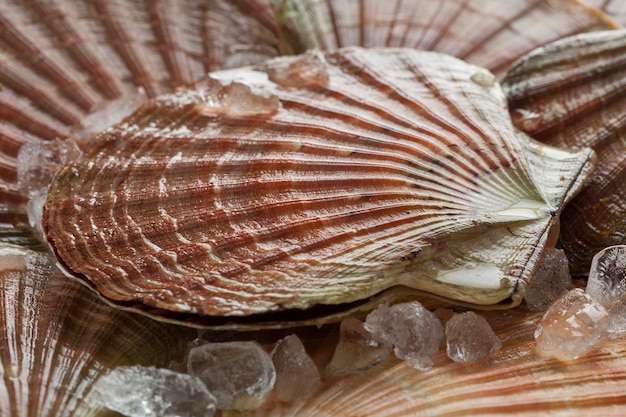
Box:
606 301 626 341
270 334 320 402
524 248 572 311
194 79 279 117
266 50 329 88
445 312 501 363
17 139 82 197
93 365 216 417
326 318 392 376
187 341 276 410
586 245 626 308
364 302 443 371
535 288 609 360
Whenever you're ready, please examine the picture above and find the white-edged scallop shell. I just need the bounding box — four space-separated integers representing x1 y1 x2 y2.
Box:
42 47 594 327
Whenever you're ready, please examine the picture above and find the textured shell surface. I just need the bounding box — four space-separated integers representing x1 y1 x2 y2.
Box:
0 243 196 417
272 0 617 78
503 29 626 274
42 47 594 327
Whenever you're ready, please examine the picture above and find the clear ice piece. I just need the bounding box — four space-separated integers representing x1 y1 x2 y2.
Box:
445 312 502 363
17 139 82 197
524 248 572 311
364 302 444 371
326 318 392 375
586 245 626 308
266 50 329 87
271 334 321 402
94 365 216 417
187 341 276 410
535 288 609 361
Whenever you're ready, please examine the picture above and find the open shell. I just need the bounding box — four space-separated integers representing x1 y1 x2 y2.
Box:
0 243 195 417
272 0 617 78
42 48 594 327
502 29 626 274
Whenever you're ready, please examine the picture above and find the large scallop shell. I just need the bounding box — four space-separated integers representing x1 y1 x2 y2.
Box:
0 243 195 417
272 0 617 78
42 47 594 327
502 29 626 274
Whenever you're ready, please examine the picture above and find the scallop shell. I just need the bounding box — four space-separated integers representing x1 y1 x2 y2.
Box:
502 29 626 274
249 304 626 416
272 0 617 78
41 47 594 327
0 243 195 417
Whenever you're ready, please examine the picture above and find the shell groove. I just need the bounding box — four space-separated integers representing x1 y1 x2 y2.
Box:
272 0 617 77
503 29 626 274
43 48 594 326
0 243 195 417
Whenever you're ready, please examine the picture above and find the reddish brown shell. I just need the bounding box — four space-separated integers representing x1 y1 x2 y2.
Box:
503 29 626 274
42 48 594 327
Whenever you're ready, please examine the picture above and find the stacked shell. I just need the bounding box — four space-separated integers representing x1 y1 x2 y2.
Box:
0 0 624 416
503 29 626 274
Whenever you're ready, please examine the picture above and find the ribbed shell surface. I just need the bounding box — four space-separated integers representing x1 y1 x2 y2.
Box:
0 243 195 417
503 29 626 274
43 48 594 323
272 0 617 77
0 0 278 216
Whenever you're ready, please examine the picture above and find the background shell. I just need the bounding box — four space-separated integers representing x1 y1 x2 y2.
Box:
0 243 195 417
272 0 617 78
502 29 626 274
43 48 594 325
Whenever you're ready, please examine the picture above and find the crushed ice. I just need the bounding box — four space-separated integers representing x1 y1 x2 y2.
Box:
16 139 83 240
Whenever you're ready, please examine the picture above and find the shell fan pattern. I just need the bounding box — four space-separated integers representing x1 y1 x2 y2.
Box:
42 48 594 328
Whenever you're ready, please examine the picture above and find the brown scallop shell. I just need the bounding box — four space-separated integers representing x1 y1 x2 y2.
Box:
0 243 195 417
502 29 626 274
42 47 594 327
272 0 617 78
